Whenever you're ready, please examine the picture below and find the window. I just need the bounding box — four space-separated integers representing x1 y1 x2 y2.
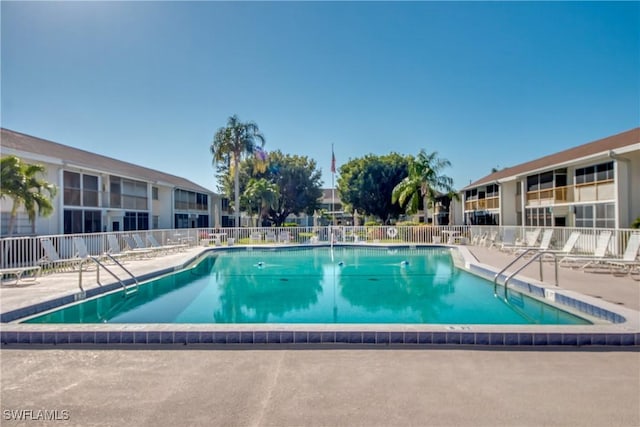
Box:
175 213 189 228
595 203 615 228
152 215 159 229
63 171 81 206
527 175 539 192
525 207 553 227
63 209 102 234
122 179 148 210
197 215 209 228
575 202 615 228
83 210 102 232
110 178 121 208
539 171 554 190
175 189 209 211
123 212 149 231
575 161 613 185
83 175 99 207
596 162 614 182
152 187 159 200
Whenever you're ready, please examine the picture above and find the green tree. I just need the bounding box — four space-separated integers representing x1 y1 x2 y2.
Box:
210 115 265 227
337 153 409 222
242 178 279 226
392 150 455 224
218 151 323 226
1 155 57 235
264 151 323 226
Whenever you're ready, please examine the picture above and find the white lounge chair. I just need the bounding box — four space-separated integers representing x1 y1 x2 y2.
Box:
498 228 518 251
132 234 165 255
38 238 82 272
265 230 277 243
122 235 155 257
107 234 148 259
603 233 640 277
249 232 262 243
0 266 41 285
513 229 554 256
147 234 185 252
279 230 292 243
560 231 613 269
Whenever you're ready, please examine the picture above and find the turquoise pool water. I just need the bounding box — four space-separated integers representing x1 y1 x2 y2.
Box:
24 247 590 325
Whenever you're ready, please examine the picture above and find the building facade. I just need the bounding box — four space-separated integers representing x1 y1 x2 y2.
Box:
461 128 640 229
1 128 222 236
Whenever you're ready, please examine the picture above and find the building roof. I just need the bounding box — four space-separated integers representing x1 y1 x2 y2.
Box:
1 128 214 194
463 127 640 190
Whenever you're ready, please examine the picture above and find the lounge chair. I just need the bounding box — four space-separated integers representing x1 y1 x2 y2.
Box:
107 234 147 259
482 231 498 248
603 233 640 277
471 232 486 246
501 228 542 252
265 230 277 243
73 236 94 259
147 234 185 252
122 235 155 257
249 232 262 243
38 238 82 272
132 234 166 255
498 228 517 251
0 266 41 285
513 229 554 256
279 230 292 243
559 231 613 269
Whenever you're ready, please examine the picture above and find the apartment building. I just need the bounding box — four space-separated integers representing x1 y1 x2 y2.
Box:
1 128 221 236
461 128 640 228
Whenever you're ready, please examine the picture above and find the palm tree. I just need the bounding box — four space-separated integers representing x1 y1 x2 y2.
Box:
1 155 57 235
210 115 266 227
242 178 279 226
391 150 455 224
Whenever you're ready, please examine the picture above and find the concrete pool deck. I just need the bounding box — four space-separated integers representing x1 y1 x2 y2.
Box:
1 244 638 347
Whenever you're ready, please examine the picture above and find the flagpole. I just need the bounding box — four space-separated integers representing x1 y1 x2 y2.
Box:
331 143 335 226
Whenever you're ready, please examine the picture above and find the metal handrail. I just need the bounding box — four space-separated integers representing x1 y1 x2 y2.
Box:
493 249 559 298
78 255 139 296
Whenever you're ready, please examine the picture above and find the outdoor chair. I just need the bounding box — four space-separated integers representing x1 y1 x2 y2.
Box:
559 231 613 269
250 232 262 243
147 234 185 252
278 230 292 243
602 233 640 278
38 238 82 272
512 229 554 256
265 230 277 243
122 235 155 257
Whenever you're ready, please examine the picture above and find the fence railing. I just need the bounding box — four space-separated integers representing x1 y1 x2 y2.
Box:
0 226 637 270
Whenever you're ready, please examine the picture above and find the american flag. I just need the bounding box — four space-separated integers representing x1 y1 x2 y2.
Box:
331 147 336 173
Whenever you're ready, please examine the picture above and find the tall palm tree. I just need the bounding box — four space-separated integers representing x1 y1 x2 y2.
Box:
1 155 57 235
210 115 266 227
242 178 279 226
391 150 455 224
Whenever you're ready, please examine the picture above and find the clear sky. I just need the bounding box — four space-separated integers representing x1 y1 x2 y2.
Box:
2 1 638 192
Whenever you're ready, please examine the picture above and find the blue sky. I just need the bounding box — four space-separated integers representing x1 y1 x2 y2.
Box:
2 1 638 192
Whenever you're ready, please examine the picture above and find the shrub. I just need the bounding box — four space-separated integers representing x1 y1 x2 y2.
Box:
632 217 640 229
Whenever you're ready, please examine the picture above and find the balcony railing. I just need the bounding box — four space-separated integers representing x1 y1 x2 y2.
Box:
465 196 499 211
526 180 614 205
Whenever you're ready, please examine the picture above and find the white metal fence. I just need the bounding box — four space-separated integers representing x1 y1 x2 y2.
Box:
0 226 638 270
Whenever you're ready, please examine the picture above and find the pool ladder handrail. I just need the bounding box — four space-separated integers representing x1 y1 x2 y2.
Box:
78 254 139 297
493 249 559 299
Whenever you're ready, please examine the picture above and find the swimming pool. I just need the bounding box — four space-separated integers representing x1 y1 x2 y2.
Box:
24 247 590 325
